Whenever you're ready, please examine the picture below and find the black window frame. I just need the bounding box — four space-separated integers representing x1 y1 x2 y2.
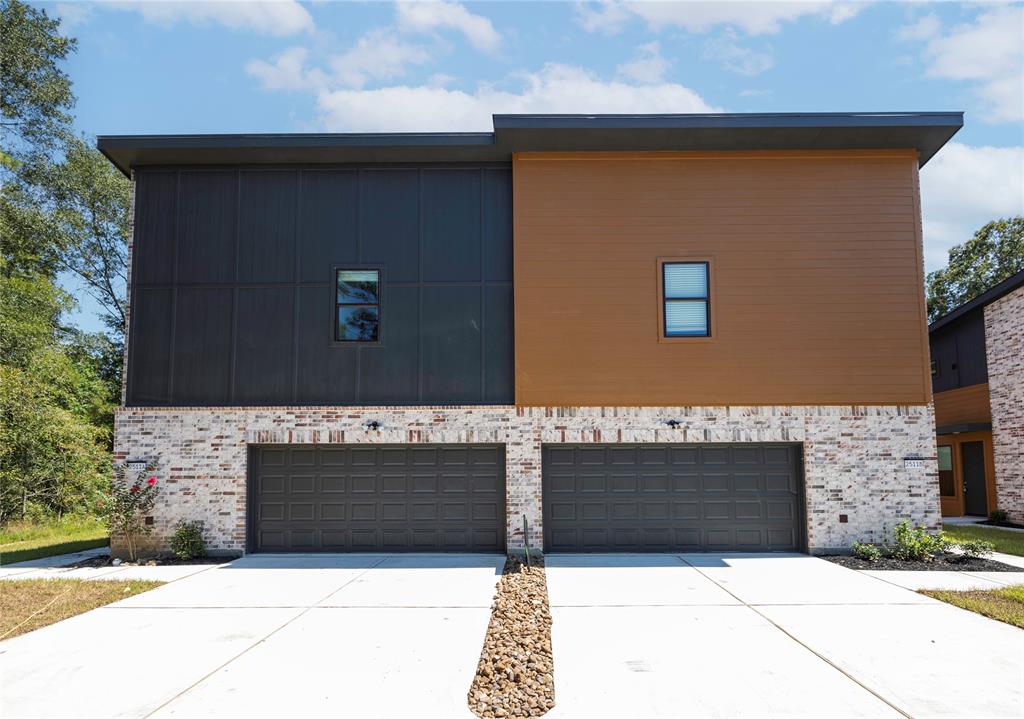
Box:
662 261 711 338
333 267 382 343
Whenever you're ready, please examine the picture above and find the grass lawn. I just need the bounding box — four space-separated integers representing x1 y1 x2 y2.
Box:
0 579 163 640
920 584 1024 629
0 517 109 566
943 525 1024 557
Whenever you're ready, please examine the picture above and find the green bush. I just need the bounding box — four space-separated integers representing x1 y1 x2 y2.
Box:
956 539 995 559
989 509 1009 526
170 521 206 561
886 521 949 561
852 542 882 562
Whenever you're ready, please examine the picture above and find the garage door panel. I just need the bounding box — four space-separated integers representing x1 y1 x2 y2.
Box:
543 443 802 553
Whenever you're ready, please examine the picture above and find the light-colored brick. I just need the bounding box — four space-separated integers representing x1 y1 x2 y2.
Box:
985 286 1024 523
113 404 939 556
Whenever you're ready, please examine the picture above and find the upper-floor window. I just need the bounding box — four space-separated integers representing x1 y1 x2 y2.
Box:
336 269 380 342
662 262 710 337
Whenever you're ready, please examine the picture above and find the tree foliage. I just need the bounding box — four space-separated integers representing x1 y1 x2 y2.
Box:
1 0 124 522
926 217 1024 322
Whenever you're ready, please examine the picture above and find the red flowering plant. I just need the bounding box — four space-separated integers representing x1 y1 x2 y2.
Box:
97 462 161 561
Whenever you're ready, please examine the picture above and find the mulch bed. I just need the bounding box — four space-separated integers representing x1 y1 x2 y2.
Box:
824 552 1021 572
469 556 555 718
67 555 226 568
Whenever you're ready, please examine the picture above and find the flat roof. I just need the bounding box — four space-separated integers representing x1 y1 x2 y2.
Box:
929 268 1024 333
98 111 963 177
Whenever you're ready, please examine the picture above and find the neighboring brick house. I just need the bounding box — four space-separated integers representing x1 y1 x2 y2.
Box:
99 112 963 557
930 269 1024 523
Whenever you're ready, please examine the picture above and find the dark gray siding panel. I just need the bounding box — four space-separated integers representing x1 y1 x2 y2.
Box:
172 288 233 404
359 286 419 404
929 310 988 393
295 286 357 404
234 288 294 404
175 171 237 284
360 170 419 283
127 164 512 406
238 171 297 283
132 172 177 285
482 169 513 282
298 170 358 283
421 169 481 282
484 286 514 403
421 286 482 403
128 288 173 404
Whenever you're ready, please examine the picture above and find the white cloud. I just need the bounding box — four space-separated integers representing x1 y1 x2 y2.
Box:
903 6 1024 123
396 1 501 52
246 46 327 91
920 142 1024 271
703 30 774 76
314 62 720 132
55 2 94 31
246 31 431 92
616 41 669 84
576 1 866 36
896 13 939 43
329 30 432 89
109 0 313 36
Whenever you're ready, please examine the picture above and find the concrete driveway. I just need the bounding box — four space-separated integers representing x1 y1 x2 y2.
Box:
0 554 503 719
545 553 1024 719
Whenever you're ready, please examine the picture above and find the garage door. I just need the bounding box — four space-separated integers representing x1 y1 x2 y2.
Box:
249 444 505 552
543 444 803 552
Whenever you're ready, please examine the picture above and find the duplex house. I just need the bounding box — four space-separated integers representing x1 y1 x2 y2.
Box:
930 270 1024 522
99 112 963 556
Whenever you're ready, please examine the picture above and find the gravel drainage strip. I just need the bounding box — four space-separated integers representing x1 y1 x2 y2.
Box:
469 556 555 718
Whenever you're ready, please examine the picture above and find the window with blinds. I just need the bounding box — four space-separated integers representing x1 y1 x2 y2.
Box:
662 262 710 337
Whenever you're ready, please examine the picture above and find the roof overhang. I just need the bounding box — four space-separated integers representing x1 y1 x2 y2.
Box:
98 111 964 177
929 268 1024 333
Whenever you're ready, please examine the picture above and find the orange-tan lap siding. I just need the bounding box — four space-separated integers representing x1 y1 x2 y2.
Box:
513 150 932 407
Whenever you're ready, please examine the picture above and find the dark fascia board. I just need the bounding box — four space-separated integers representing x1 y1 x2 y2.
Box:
97 111 963 177
928 268 1024 333
98 132 502 177
936 422 993 436
494 112 963 167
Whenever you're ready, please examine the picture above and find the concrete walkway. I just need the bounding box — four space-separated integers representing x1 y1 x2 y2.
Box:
545 553 1024 719
0 554 503 719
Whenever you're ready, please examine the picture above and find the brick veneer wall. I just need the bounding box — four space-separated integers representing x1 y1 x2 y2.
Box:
113 404 938 556
985 286 1024 524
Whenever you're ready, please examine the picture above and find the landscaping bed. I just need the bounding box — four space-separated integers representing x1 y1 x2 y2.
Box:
68 554 226 568
825 553 1020 572
943 525 1024 557
920 584 1024 629
469 556 555 718
0 579 164 640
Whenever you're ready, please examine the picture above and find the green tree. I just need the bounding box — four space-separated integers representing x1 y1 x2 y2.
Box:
0 0 120 522
926 217 1024 322
0 272 110 521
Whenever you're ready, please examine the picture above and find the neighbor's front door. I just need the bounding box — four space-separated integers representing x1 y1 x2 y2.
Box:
961 441 988 517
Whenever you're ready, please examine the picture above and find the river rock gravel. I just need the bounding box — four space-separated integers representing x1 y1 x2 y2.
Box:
469 556 555 718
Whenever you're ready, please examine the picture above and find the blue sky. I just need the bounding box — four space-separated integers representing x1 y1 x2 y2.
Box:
42 1 1024 332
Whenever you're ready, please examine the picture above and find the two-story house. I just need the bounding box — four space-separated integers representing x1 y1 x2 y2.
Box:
929 269 1024 522
99 112 963 556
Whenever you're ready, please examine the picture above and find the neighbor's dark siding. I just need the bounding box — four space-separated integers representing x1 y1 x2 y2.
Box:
930 309 988 393
126 165 514 406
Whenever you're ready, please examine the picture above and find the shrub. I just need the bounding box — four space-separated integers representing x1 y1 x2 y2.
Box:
97 462 160 561
170 521 206 560
886 521 949 562
956 539 995 559
852 542 882 562
989 509 1009 526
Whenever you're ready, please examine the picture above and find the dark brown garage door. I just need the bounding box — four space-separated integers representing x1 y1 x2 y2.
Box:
249 444 505 552
543 444 804 552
